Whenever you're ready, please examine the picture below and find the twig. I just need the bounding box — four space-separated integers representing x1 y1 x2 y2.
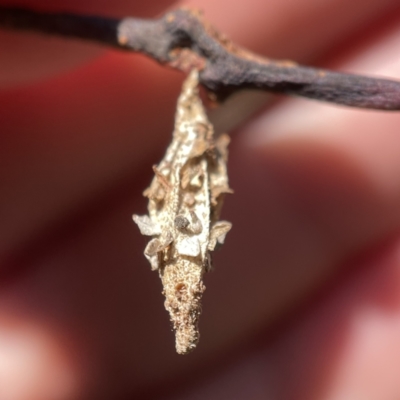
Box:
1 6 400 110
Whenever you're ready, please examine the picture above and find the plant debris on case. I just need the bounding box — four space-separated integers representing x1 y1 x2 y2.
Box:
133 70 232 354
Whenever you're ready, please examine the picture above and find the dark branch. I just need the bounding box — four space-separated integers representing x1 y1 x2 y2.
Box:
1 6 400 110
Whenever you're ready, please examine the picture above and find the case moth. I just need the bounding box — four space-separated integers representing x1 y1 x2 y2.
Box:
133 69 232 354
